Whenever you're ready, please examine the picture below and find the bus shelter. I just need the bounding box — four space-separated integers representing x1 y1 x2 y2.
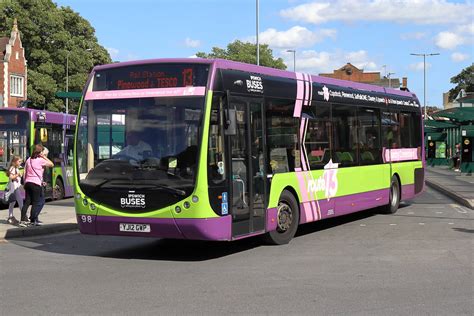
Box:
427 107 474 173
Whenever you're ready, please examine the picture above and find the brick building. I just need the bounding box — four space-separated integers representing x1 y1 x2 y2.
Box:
0 19 27 108
319 63 407 90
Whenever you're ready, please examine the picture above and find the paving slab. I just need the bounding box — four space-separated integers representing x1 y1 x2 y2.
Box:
425 166 474 209
0 198 77 239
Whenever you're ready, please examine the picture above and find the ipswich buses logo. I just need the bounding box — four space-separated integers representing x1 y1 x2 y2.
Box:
121 192 146 209
307 159 339 200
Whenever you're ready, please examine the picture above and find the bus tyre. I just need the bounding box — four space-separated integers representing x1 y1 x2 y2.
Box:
54 178 65 200
264 190 299 245
381 176 400 214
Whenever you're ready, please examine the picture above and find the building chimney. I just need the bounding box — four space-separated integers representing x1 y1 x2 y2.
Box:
402 77 407 88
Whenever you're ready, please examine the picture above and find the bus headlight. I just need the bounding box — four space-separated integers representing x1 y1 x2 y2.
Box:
183 201 190 209
175 206 182 213
82 199 88 206
76 193 81 200
192 195 199 203
90 203 96 211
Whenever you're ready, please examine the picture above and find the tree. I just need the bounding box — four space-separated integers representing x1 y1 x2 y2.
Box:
0 0 111 112
448 64 474 101
196 40 287 70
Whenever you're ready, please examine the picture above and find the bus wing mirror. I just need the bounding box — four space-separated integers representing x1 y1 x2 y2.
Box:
224 109 237 136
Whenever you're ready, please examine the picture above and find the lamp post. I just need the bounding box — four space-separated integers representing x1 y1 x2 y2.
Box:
256 0 259 66
287 49 296 72
387 72 395 88
410 53 440 118
66 50 71 114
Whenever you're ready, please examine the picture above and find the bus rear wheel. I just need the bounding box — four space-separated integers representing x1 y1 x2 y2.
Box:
54 178 65 200
263 190 299 245
380 176 400 214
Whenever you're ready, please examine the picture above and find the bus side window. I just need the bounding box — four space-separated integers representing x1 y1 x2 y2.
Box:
266 98 299 173
208 96 226 183
358 107 382 165
382 112 401 149
304 103 332 169
332 105 358 166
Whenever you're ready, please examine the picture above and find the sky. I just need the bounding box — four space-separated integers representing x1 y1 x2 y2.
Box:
55 0 473 106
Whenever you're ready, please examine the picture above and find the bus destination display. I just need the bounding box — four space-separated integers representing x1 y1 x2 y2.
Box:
93 64 209 91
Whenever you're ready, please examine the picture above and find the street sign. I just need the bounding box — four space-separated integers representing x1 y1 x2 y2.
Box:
55 91 82 100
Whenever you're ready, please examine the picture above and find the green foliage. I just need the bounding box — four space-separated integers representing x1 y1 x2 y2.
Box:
196 40 287 70
0 0 111 112
448 64 474 102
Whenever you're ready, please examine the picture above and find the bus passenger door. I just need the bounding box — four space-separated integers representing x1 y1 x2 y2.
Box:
227 96 267 237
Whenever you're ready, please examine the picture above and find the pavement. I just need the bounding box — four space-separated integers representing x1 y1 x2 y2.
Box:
0 198 77 239
425 166 474 209
0 165 472 239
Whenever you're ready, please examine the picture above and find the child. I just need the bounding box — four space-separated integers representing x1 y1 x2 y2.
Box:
6 156 23 225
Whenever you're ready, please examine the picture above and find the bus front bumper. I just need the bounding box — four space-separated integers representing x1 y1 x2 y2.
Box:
77 215 232 241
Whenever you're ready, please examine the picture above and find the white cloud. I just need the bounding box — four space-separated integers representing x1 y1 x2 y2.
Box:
435 31 464 50
409 62 432 71
451 52 469 62
282 49 377 74
248 26 336 48
281 0 473 25
345 50 378 70
456 23 474 35
124 53 139 61
184 37 201 48
400 32 427 40
106 47 119 59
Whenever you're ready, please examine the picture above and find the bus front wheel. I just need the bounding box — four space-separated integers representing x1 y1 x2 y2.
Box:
263 190 299 245
381 176 400 214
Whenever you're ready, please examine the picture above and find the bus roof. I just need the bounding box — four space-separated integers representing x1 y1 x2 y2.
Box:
0 107 76 125
93 58 416 99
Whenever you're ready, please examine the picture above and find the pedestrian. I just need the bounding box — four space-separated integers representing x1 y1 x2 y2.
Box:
34 147 49 220
19 144 54 227
6 155 23 225
453 143 461 172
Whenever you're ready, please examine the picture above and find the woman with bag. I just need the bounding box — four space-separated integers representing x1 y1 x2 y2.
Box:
5 155 23 225
19 144 54 227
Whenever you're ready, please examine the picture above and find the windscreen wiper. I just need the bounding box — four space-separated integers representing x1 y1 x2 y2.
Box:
147 183 186 197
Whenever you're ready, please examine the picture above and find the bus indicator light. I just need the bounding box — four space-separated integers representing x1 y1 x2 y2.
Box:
175 206 182 213
192 195 199 203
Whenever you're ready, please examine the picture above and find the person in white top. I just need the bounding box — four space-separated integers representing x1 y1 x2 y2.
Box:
116 131 152 162
6 155 23 225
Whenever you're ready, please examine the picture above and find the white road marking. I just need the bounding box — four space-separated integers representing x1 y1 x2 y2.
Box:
360 224 366 227
390 223 397 226
419 223 425 225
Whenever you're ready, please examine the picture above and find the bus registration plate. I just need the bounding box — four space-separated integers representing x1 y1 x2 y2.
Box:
119 223 151 233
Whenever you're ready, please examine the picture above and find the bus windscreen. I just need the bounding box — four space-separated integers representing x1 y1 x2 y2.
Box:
93 64 209 91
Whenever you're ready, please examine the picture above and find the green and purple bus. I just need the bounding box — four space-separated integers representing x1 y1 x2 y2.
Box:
0 108 76 201
74 59 424 244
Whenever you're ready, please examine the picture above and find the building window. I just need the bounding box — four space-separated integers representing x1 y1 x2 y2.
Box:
10 75 24 97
